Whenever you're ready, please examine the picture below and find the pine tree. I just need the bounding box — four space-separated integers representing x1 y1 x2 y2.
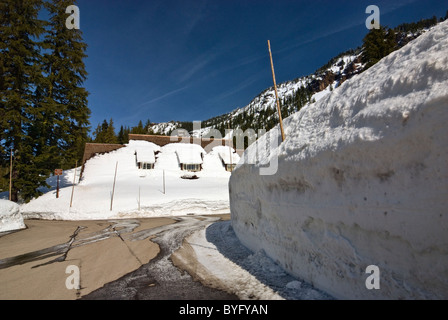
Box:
92 123 103 143
144 119 152 134
117 126 125 144
93 120 108 143
41 0 90 169
131 120 146 134
362 26 397 69
0 0 45 202
124 126 130 142
105 118 118 144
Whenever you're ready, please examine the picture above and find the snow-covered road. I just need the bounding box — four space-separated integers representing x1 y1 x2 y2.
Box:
82 215 236 300
82 215 332 300
1 214 332 300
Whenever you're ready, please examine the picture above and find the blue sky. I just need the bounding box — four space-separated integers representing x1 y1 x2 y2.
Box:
76 0 448 130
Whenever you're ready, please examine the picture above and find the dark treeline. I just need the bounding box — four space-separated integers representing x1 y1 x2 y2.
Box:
91 119 152 145
1 0 90 202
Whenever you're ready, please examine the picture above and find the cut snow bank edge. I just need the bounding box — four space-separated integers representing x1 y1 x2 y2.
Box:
0 200 26 232
230 21 448 299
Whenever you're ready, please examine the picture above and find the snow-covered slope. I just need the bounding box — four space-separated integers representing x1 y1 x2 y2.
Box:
230 21 448 299
148 52 362 139
150 121 181 135
21 141 234 220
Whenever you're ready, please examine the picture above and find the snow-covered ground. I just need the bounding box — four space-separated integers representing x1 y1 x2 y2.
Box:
0 200 26 232
20 140 234 220
230 21 448 299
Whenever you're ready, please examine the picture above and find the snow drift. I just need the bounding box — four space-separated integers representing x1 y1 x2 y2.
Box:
0 200 26 233
230 21 448 299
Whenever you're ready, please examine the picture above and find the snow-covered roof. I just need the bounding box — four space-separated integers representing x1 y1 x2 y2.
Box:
136 149 155 164
174 143 204 165
129 140 160 164
217 148 240 165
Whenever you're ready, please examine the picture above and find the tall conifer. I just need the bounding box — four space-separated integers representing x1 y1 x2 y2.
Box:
0 0 45 202
40 0 90 169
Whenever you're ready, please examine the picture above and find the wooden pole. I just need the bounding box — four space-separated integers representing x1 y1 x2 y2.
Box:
228 122 233 172
9 150 12 201
110 162 118 211
56 175 60 199
70 161 77 208
268 40 286 142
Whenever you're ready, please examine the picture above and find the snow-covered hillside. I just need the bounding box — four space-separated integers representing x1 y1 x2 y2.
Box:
230 21 448 299
149 52 363 138
21 140 234 220
150 121 181 136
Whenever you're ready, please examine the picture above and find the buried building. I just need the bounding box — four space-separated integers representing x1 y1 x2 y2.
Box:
135 149 156 170
216 146 240 172
174 143 205 172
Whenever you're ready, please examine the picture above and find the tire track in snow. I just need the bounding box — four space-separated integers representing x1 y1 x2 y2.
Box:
81 216 238 300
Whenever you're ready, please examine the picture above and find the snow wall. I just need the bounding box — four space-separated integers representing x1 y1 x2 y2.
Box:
230 21 448 300
0 200 26 233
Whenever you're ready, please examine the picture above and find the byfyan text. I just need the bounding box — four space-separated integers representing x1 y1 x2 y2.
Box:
179 304 268 317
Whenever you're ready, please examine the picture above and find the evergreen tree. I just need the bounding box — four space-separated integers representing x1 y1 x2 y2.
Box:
0 0 45 202
117 125 130 144
117 126 125 144
105 118 118 144
40 0 90 169
131 120 146 134
144 119 152 134
362 26 397 69
92 123 103 143
92 119 118 143
93 120 108 143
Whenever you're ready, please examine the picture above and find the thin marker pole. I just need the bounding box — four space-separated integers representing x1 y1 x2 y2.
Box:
9 150 12 201
268 40 286 142
110 162 118 211
70 161 78 208
228 122 233 172
56 175 60 199
138 186 141 211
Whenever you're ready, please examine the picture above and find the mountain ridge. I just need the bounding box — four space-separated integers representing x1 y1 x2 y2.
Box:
121 14 447 145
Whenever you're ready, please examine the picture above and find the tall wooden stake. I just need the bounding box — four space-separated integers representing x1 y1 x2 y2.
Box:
268 40 286 142
110 162 118 211
56 175 60 199
9 150 12 201
228 122 233 172
70 161 77 208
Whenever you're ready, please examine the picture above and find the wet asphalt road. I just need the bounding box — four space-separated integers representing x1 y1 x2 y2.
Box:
81 216 238 300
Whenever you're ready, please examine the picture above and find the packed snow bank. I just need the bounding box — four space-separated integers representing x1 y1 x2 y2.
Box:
182 221 333 300
0 200 26 232
230 21 448 299
21 140 233 220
